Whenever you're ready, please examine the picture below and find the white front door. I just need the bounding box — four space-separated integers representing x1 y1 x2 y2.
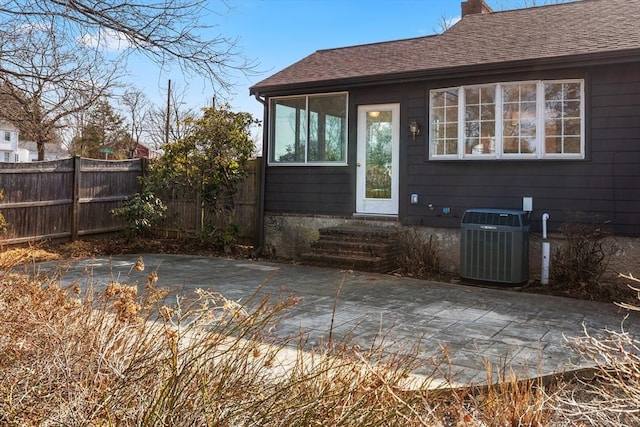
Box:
356 104 400 215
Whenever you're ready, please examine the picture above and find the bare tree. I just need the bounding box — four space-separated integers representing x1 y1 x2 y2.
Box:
434 13 460 33
121 89 150 158
144 84 197 151
0 0 253 94
0 0 255 159
0 21 117 160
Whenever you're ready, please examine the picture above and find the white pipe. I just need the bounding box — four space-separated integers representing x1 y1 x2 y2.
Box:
542 212 550 240
541 241 550 285
541 212 550 285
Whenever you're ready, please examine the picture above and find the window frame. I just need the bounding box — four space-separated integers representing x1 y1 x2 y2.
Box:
268 92 349 166
429 79 585 160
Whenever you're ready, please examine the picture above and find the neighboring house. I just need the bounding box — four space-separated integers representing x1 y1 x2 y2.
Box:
135 142 163 159
249 0 640 274
0 121 19 162
18 141 69 161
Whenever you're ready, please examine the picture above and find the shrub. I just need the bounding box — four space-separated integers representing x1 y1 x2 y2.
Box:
198 222 240 251
551 222 615 297
111 189 167 237
395 227 441 278
146 104 257 246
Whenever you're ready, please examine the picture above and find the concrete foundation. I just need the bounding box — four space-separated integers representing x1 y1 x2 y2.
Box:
264 213 640 285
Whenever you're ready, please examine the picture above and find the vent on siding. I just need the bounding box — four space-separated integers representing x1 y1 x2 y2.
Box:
460 209 529 284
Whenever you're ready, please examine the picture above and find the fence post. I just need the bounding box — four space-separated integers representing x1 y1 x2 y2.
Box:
71 156 81 241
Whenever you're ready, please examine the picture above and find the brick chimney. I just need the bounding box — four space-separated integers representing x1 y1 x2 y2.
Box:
461 0 493 17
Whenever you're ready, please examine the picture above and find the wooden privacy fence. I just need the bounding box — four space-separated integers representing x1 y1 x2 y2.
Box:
157 158 261 244
0 157 261 246
0 157 143 245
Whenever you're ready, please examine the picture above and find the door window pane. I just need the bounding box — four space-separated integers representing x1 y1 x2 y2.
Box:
365 111 392 199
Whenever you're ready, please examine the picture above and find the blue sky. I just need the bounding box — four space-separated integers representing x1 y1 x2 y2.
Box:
125 0 553 134
126 1 467 120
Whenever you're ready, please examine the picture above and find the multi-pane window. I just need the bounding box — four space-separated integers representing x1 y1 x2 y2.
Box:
431 89 459 156
465 86 496 155
269 93 347 164
502 83 537 155
544 82 582 155
429 80 584 160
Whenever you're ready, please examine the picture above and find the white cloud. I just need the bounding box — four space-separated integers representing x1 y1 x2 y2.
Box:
79 28 132 51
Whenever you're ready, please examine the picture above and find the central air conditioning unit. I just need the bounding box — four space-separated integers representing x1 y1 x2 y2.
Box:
460 209 530 284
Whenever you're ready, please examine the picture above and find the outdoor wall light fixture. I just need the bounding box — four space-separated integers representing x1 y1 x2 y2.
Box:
409 120 420 140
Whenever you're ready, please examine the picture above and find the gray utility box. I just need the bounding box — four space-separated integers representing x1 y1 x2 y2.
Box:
460 209 530 284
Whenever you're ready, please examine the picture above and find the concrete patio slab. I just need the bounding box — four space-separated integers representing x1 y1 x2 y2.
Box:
34 253 640 386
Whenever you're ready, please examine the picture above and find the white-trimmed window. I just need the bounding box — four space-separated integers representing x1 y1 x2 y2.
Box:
269 93 348 165
429 80 584 160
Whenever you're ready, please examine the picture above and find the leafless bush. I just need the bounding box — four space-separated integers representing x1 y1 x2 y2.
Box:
551 222 615 298
395 227 441 278
551 273 640 426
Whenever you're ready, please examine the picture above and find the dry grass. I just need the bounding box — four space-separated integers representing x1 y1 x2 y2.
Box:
0 246 61 269
548 273 640 426
1 247 639 426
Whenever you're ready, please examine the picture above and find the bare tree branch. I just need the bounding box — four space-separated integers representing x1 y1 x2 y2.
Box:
0 16 118 159
121 89 150 157
0 0 253 159
0 0 257 92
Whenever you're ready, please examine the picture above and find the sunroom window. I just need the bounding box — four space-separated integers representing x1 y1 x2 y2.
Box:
269 93 348 164
429 80 584 160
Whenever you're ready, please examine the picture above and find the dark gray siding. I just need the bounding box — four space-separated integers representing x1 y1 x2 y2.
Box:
405 62 640 235
263 62 640 236
264 166 353 215
262 85 404 216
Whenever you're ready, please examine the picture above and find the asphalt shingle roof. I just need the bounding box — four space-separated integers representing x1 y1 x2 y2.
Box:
250 0 640 95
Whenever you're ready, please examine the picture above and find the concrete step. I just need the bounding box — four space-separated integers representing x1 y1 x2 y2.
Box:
301 226 399 273
318 226 398 242
309 239 395 258
300 252 396 273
